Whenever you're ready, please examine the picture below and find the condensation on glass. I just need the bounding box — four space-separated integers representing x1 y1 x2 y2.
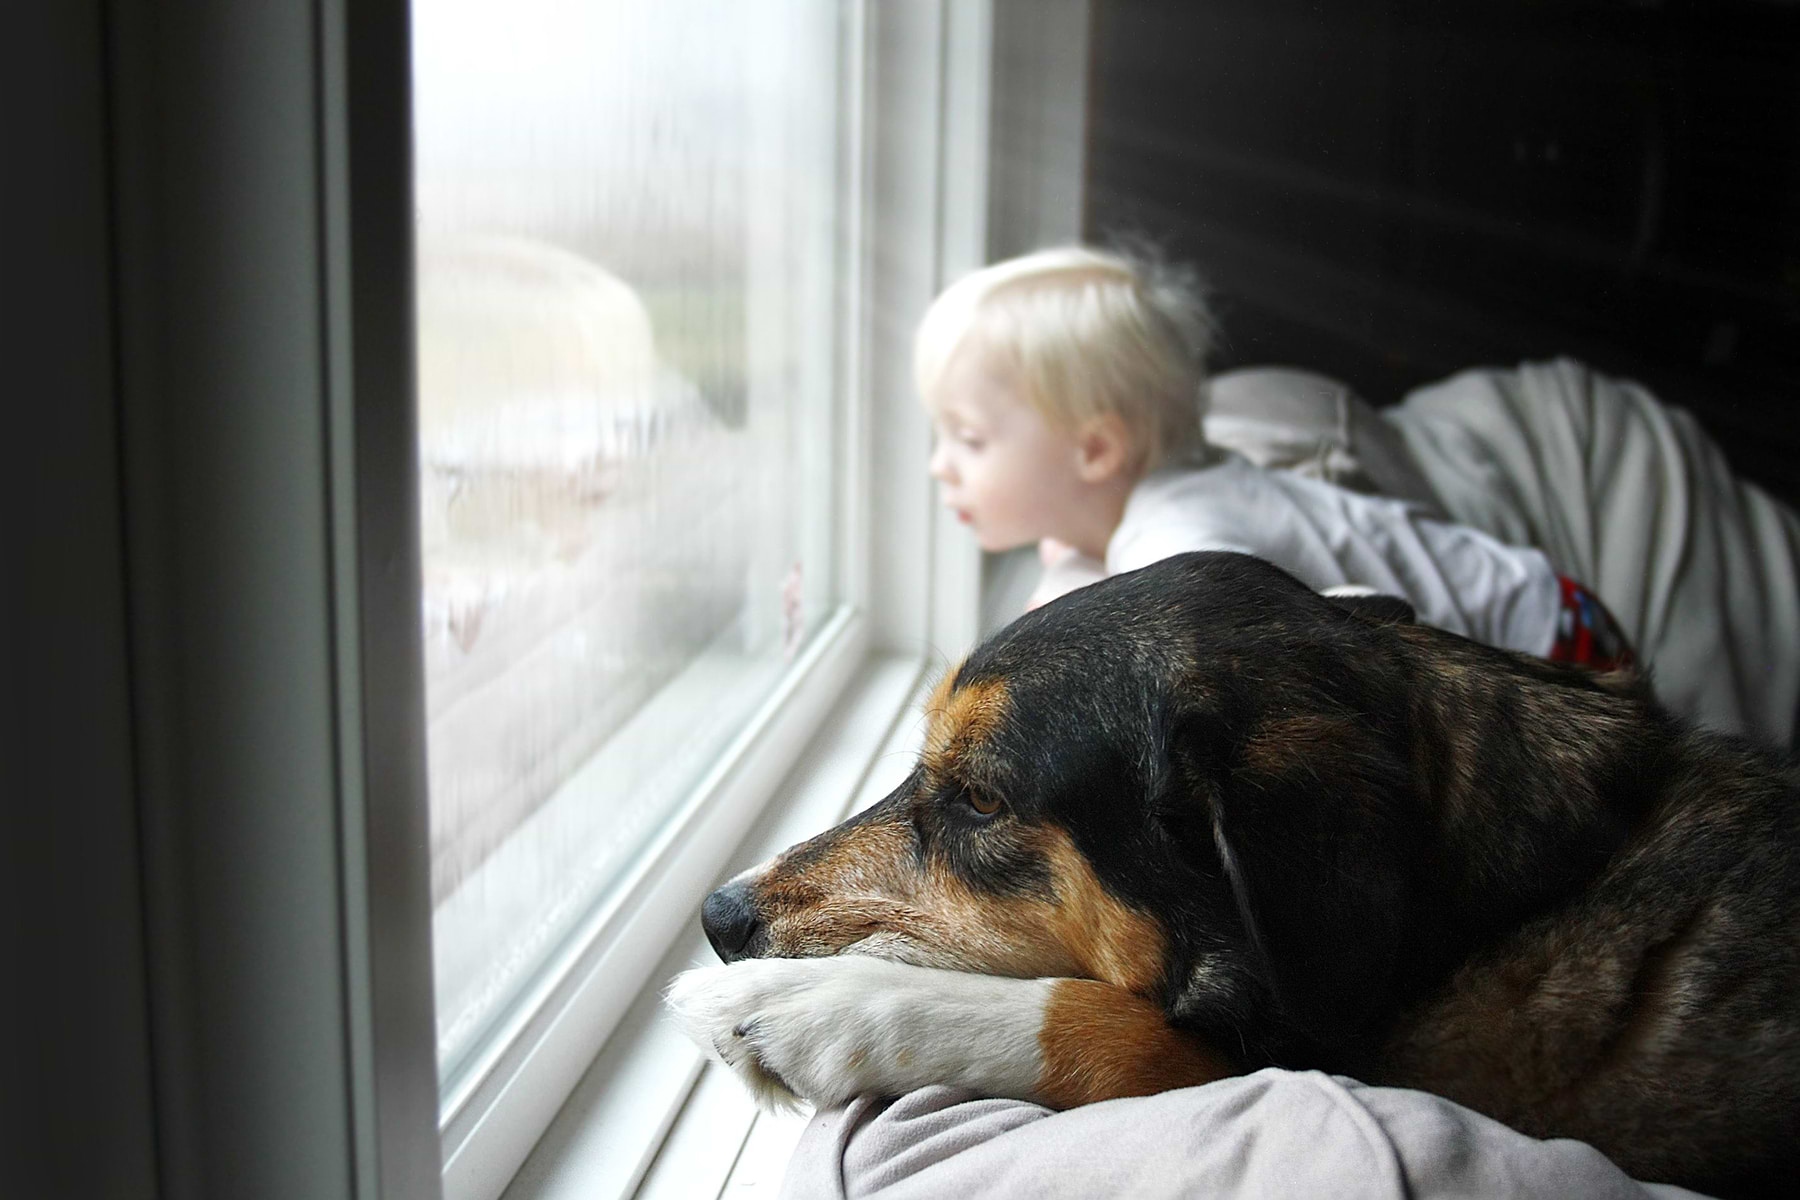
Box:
412 0 846 1087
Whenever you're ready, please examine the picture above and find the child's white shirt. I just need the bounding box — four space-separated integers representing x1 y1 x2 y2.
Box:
1031 453 1561 656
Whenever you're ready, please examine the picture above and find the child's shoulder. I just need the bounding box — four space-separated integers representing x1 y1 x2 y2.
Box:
1111 455 1268 568
1126 454 1274 531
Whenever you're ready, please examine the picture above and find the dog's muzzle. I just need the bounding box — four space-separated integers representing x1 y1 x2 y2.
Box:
701 879 764 963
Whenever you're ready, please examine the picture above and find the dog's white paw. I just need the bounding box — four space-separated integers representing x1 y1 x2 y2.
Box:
665 957 896 1111
665 957 1050 1111
665 960 810 1110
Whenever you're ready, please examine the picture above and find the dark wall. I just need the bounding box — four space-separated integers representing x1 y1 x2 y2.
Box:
1086 0 1800 501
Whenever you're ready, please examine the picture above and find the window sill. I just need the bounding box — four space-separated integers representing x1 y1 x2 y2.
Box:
493 650 934 1200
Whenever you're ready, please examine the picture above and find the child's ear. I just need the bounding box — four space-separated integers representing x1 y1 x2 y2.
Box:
1075 413 1134 484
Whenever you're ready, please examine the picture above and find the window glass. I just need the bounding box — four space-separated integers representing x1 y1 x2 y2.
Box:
411 0 846 1088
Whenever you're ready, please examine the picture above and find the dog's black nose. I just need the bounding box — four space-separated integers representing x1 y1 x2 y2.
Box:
701 880 763 963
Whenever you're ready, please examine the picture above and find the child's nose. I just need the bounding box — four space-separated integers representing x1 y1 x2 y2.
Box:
928 443 955 482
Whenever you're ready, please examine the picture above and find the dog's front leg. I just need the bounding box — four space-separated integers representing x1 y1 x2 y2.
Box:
666 957 1234 1111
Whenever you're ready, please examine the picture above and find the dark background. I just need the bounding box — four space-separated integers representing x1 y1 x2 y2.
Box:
1085 0 1800 502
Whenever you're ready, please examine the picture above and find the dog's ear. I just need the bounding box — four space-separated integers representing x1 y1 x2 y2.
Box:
1325 588 1416 626
1174 708 1419 1054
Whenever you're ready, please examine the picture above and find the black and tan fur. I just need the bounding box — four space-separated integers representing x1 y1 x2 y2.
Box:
693 551 1800 1197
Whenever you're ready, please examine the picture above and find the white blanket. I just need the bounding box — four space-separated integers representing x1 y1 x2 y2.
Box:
1205 362 1800 749
1388 359 1800 749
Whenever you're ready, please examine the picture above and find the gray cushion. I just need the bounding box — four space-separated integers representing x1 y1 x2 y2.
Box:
780 1070 1713 1200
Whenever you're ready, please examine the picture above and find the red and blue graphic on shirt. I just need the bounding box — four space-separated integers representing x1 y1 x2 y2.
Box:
1549 576 1636 672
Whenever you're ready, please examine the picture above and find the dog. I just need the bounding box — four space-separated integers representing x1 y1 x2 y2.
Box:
668 551 1800 1197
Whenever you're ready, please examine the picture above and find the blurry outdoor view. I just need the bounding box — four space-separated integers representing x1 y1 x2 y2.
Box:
411 0 848 1088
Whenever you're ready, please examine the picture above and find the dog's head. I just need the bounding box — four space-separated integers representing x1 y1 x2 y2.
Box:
702 551 1649 1061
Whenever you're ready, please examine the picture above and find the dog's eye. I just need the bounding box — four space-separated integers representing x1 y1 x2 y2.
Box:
965 788 1003 817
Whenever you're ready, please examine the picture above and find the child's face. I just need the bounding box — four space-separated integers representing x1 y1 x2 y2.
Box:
925 344 1088 553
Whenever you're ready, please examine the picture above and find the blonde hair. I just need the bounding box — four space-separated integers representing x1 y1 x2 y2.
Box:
913 244 1216 473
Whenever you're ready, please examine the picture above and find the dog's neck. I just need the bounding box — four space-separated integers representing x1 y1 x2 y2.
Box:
1400 637 1680 946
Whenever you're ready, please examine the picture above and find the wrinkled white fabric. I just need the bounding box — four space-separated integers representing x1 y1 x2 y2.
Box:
1200 360 1800 747
1389 359 1800 748
1205 367 1442 512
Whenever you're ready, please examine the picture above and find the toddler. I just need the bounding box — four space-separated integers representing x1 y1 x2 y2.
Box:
916 246 1632 668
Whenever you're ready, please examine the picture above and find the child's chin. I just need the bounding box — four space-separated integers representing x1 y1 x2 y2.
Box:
976 531 1029 554
957 515 1032 553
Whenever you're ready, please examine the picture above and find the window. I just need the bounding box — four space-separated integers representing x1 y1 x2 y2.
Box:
60 0 1060 1196
411 0 856 1120
410 3 1002 1196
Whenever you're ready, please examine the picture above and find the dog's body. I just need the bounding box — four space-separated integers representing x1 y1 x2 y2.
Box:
669 552 1800 1197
